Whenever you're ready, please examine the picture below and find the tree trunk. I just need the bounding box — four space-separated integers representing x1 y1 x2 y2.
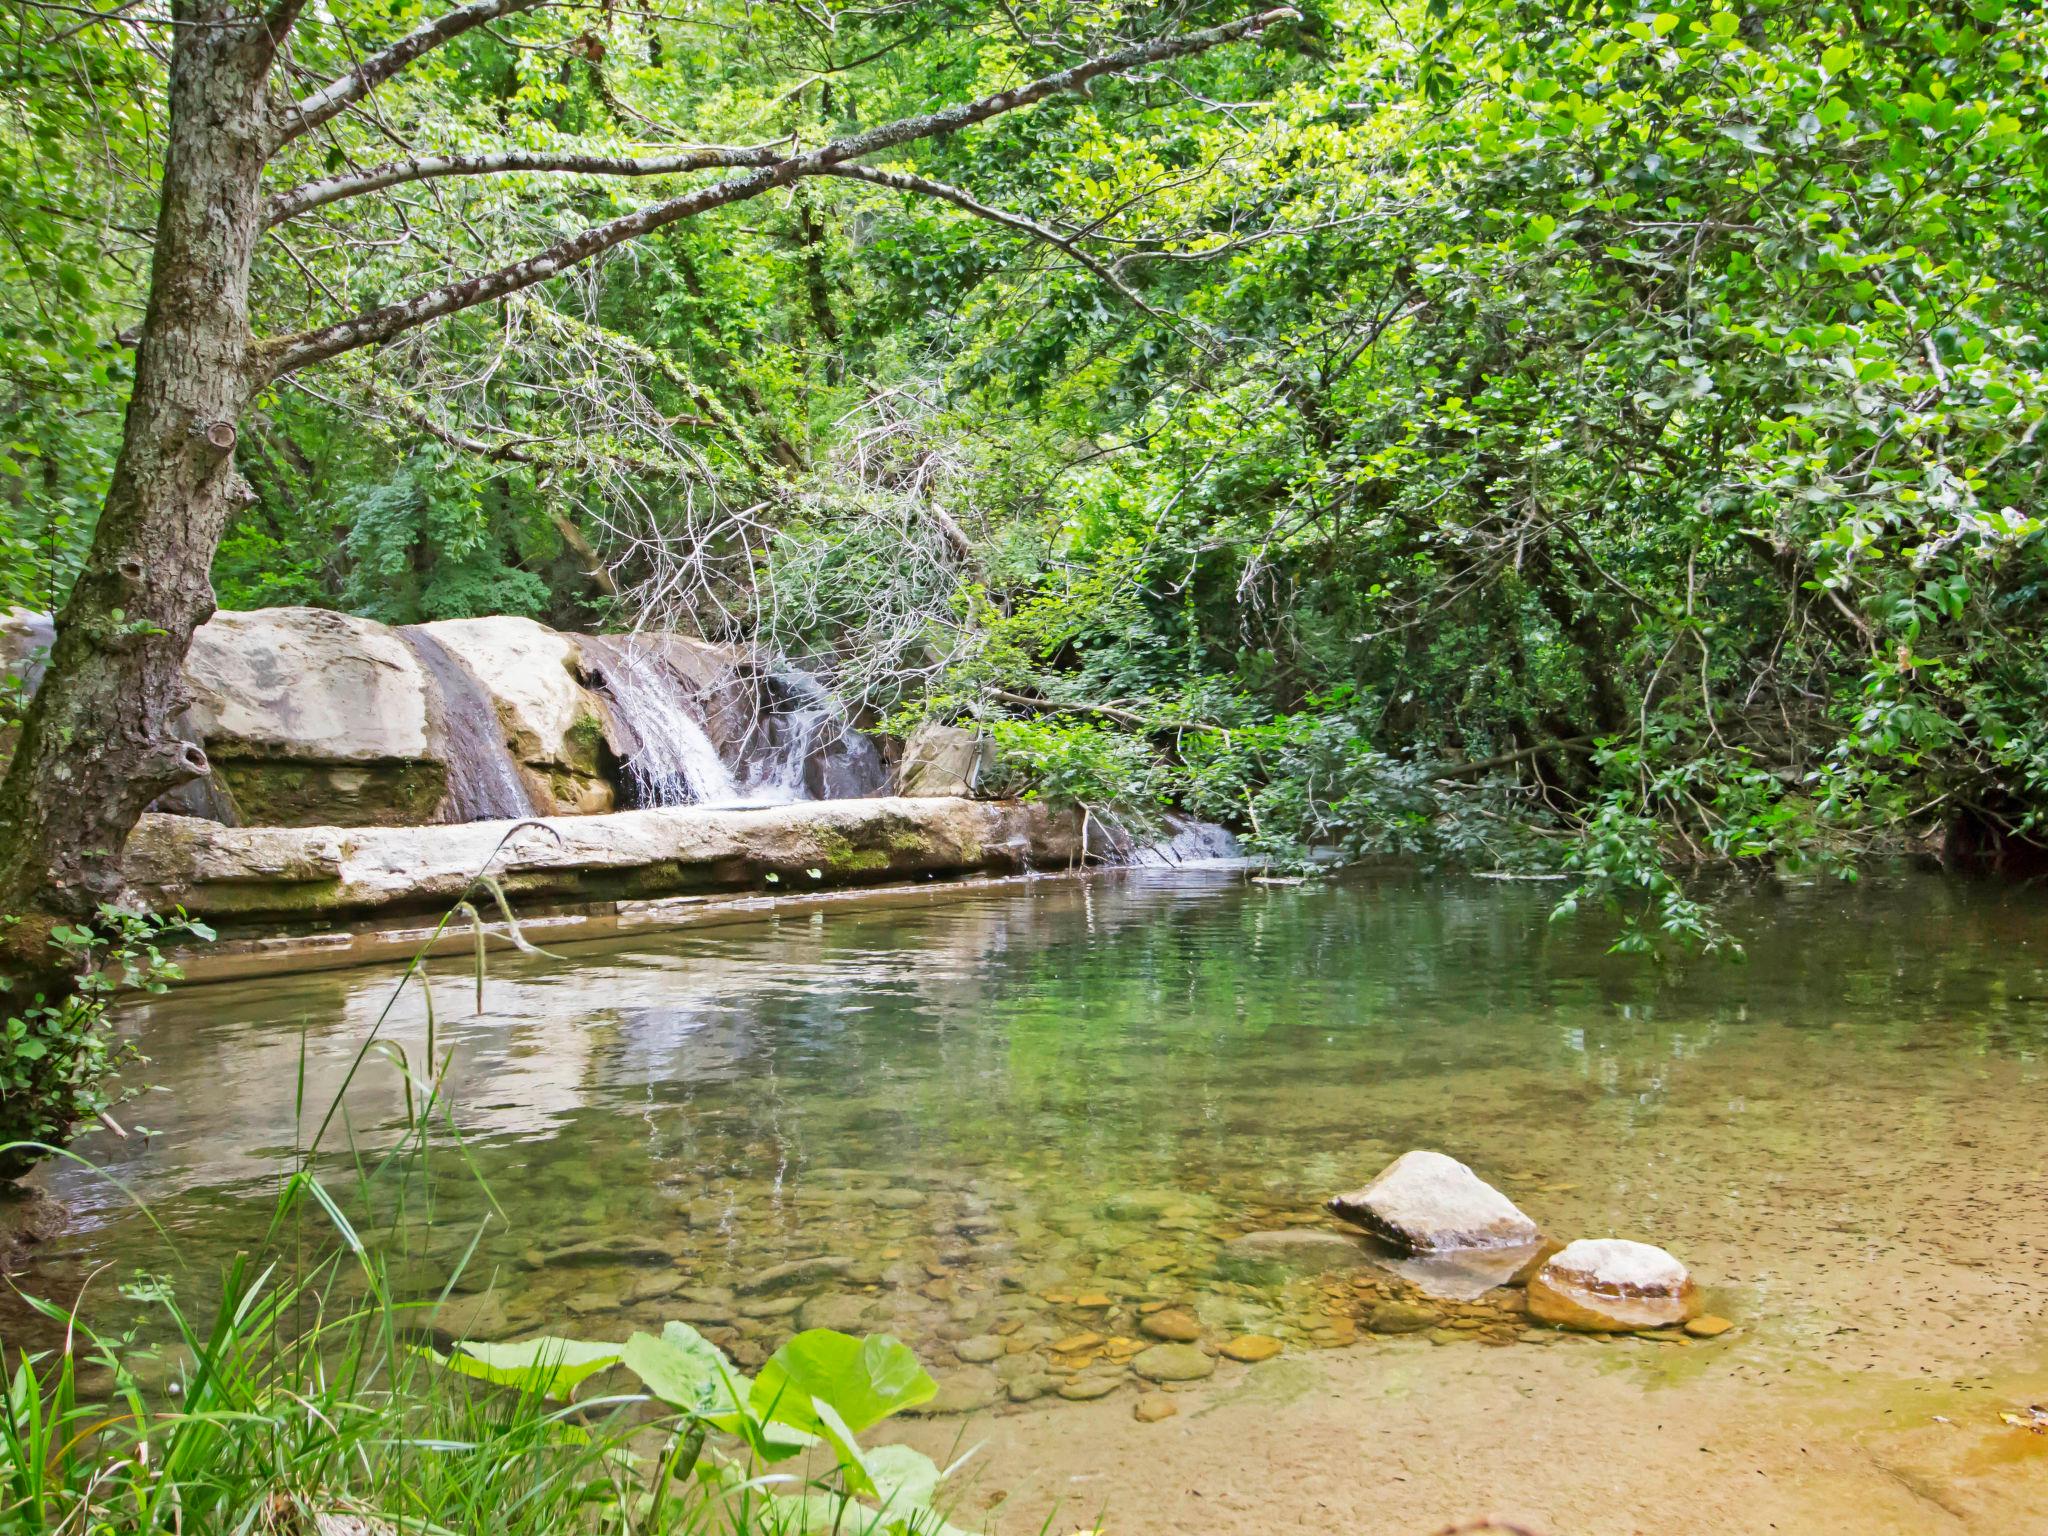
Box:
0 3 270 944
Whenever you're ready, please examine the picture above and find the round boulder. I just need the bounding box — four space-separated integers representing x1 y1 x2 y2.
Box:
1526 1239 1697 1331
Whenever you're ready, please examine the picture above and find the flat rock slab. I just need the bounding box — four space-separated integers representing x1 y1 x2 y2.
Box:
1327 1150 1539 1253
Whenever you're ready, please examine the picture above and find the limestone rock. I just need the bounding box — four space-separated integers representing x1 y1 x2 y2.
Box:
1327 1150 1539 1253
897 723 992 798
421 618 614 815
183 607 443 826
1526 1239 1697 1332
123 796 1085 929
1134 1393 1179 1422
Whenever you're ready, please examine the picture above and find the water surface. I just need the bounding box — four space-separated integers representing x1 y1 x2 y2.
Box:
22 869 2048 1529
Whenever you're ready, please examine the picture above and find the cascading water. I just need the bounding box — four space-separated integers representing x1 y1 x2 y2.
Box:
398 626 537 823
581 635 742 808
749 666 888 802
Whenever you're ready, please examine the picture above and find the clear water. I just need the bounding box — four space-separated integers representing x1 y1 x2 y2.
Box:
18 869 2048 1484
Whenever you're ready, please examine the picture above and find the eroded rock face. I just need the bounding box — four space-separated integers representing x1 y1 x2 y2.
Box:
897 723 992 797
184 608 445 827
421 618 614 815
1526 1238 1697 1331
1327 1150 1540 1253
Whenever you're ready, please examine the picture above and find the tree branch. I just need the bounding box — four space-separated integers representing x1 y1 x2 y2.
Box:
265 144 787 226
258 8 1297 378
277 0 551 145
818 164 1223 357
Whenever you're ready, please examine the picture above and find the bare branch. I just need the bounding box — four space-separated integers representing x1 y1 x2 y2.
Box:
818 163 1223 357
259 8 1297 378
265 143 786 226
277 0 550 146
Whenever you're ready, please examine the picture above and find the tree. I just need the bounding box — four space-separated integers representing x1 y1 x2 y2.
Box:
0 0 1295 985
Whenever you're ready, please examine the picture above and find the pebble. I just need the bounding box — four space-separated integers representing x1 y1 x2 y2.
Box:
1685 1314 1734 1338
956 1335 1005 1363
1134 1393 1179 1423
1220 1335 1283 1363
1139 1309 1201 1342
1132 1344 1215 1383
1053 1332 1106 1354
904 1367 999 1416
1365 1300 1438 1334
1057 1374 1122 1401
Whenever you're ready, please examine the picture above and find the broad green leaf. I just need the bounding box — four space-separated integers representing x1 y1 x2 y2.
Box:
751 1331 936 1435
622 1321 731 1413
430 1337 622 1399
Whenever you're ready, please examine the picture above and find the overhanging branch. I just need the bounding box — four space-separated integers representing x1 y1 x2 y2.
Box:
265 144 788 226
258 8 1297 379
277 0 551 145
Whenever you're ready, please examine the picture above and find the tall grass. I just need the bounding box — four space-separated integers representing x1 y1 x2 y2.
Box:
0 850 963 1536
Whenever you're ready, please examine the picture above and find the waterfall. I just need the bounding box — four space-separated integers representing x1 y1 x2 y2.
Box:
748 667 889 802
581 635 741 808
399 626 537 823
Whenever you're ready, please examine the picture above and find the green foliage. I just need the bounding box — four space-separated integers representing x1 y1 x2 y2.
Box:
8 0 2048 949
0 906 210 1180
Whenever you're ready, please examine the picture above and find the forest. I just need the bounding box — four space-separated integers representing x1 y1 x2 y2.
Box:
6 0 2043 942
0 0 2044 1532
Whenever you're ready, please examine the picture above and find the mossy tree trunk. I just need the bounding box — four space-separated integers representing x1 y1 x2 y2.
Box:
0 0 278 981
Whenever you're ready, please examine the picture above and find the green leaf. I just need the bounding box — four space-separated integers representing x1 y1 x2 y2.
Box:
751 1331 936 1436
430 1337 623 1399
622 1322 732 1414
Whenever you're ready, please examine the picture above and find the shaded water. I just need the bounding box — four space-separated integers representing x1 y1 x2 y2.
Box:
20 870 2048 1526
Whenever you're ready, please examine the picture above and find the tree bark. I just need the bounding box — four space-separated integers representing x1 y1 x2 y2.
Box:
0 1 271 932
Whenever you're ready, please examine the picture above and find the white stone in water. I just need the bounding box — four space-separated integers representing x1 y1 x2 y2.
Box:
1528 1238 1697 1332
1326 1149 1539 1253
1543 1238 1689 1294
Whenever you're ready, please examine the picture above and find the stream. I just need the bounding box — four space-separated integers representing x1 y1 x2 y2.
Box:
18 867 2048 1532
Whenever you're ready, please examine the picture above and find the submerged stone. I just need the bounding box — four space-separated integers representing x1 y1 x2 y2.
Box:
1057 1373 1123 1400
904 1367 1000 1416
1134 1392 1179 1422
737 1256 855 1295
1365 1300 1438 1334
1219 1334 1284 1363
1526 1239 1697 1332
1139 1309 1201 1342
1132 1343 1215 1383
1221 1228 1374 1274
1327 1150 1539 1253
796 1293 875 1332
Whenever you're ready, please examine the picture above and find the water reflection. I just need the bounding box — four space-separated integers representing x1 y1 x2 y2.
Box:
18 868 2048 1405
